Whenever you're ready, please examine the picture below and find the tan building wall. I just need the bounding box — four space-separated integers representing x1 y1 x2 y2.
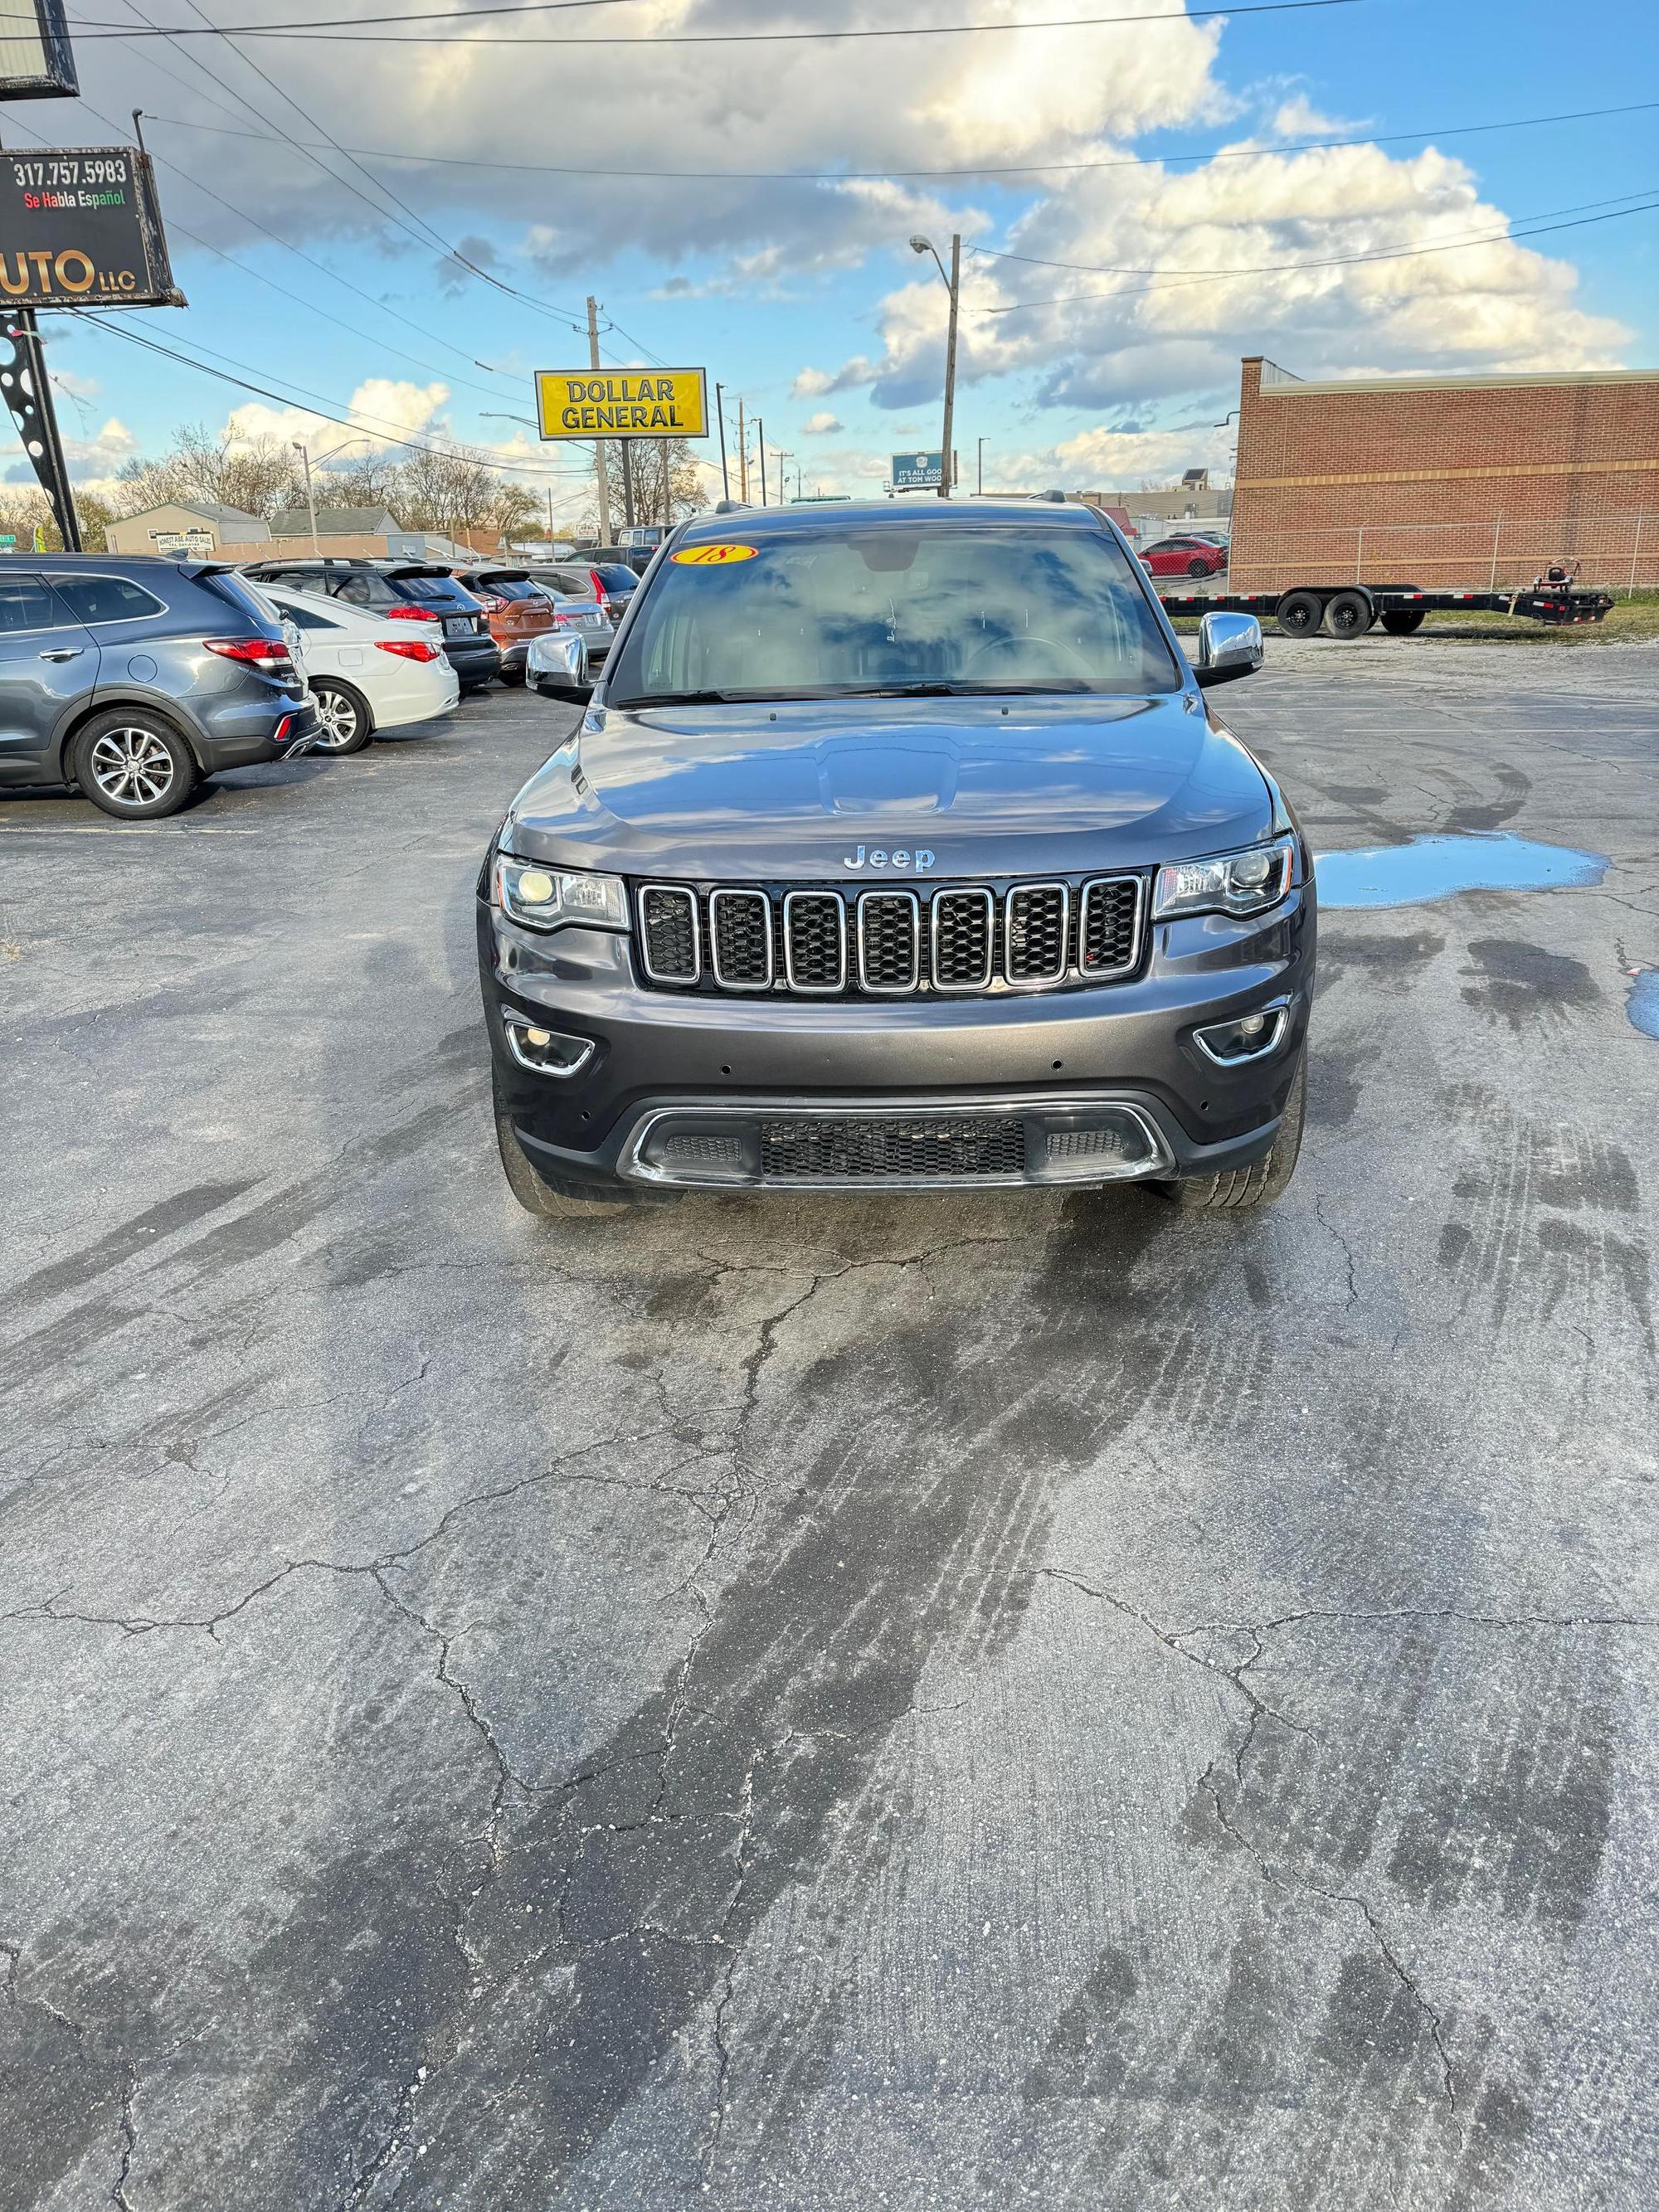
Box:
1230 359 1659 592
105 505 270 557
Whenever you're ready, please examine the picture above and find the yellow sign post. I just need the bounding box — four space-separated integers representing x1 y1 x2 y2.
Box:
534 367 708 442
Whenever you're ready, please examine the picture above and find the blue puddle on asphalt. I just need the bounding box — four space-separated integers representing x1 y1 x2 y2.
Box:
1627 971 1659 1040
1315 831 1609 910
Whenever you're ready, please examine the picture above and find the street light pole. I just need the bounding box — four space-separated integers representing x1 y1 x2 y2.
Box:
757 416 766 506
910 231 961 499
715 381 730 500
977 436 985 495
290 435 364 557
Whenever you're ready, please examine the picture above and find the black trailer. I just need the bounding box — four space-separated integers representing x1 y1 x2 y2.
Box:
1155 581 1614 639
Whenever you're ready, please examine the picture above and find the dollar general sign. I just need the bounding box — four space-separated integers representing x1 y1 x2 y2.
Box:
535 368 708 442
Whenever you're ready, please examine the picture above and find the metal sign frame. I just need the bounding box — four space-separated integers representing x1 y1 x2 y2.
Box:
0 0 77 100
0 144 184 307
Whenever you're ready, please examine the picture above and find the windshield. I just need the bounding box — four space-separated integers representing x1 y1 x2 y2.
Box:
606 523 1180 705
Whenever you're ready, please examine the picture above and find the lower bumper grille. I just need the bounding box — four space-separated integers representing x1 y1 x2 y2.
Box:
760 1114 1026 1182
625 1096 1173 1190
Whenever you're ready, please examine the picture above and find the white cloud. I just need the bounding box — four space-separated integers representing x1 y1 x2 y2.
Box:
224 378 450 451
803 411 844 435
1270 94 1367 139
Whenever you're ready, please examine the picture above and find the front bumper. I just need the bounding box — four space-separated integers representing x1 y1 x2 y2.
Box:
479 883 1314 1194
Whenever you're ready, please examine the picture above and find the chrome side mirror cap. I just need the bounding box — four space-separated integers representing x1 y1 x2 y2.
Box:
529 630 594 703
1194 610 1263 688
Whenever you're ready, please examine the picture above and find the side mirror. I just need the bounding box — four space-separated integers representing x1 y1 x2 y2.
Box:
1193 610 1262 688
529 630 594 703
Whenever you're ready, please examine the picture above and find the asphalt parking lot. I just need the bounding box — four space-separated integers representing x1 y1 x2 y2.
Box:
3 640 1656 2211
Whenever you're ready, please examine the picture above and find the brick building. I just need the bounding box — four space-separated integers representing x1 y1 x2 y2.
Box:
1229 357 1659 593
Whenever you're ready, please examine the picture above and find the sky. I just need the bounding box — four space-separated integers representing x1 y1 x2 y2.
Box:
4 0 1657 523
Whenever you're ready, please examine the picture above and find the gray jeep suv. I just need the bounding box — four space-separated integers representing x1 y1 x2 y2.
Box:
0 556 316 819
479 499 1314 1217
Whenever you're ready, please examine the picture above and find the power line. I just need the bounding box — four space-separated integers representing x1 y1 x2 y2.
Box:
977 193 1659 311
129 0 592 327
70 0 1371 45
972 185 1659 279
134 93 1659 186
71 311 596 479
0 97 534 401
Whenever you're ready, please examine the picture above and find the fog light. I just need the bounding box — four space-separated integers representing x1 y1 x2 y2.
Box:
504 1019 595 1078
1193 1004 1289 1067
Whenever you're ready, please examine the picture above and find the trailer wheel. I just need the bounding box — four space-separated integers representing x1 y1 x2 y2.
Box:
1380 610 1427 635
1322 590 1374 638
1276 591 1322 637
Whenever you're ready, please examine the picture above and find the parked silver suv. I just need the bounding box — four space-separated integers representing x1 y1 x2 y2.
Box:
0 557 317 819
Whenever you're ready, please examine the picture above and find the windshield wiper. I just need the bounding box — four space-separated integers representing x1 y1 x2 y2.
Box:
614 689 742 707
817 679 1092 698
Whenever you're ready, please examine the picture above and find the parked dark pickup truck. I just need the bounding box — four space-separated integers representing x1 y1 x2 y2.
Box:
479 498 1314 1218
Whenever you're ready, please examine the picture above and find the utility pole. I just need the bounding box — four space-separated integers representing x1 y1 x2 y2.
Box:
0 127 80 552
293 441 320 555
776 450 793 503
737 397 747 502
977 436 985 495
546 485 555 545
621 441 635 531
715 381 730 500
757 417 766 506
939 232 960 500
586 295 613 545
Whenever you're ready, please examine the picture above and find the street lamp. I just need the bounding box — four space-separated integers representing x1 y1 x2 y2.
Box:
910 231 961 499
977 435 985 495
291 435 365 556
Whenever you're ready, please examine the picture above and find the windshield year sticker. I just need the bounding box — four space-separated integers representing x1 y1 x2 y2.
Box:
672 543 758 566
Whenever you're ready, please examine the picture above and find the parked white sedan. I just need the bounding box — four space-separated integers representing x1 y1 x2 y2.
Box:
248 579 461 754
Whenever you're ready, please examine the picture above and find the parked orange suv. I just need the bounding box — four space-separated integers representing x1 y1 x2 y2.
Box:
445 566 555 686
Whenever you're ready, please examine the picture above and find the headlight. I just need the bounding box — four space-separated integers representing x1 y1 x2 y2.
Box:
494 853 628 932
1152 834 1295 921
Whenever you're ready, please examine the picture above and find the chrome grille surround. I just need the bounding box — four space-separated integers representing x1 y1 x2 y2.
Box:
1078 873 1145 979
631 873 1149 999
638 883 700 984
708 887 773 991
857 890 921 994
1005 882 1070 988
931 887 995 991
782 890 847 993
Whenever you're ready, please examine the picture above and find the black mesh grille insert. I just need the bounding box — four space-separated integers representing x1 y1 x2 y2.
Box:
1080 878 1141 974
640 886 698 980
760 1116 1026 1181
710 891 771 987
859 893 919 989
785 892 846 990
932 889 993 988
1006 884 1068 981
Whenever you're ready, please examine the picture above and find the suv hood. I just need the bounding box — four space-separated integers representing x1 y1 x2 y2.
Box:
501 692 1273 878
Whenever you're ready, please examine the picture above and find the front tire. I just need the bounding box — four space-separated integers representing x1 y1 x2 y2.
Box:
493 1072 638 1218
1153 1053 1306 1212
71 710 197 820
309 677 373 754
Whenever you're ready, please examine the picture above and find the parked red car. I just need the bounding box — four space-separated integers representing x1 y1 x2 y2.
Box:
1139 534 1228 579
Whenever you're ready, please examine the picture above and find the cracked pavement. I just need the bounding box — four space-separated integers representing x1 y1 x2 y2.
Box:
2 641 1656 2210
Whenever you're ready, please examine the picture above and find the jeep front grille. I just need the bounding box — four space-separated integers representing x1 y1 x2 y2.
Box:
633 873 1144 999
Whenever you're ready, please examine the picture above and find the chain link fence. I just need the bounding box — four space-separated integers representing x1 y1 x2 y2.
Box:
1228 510 1656 596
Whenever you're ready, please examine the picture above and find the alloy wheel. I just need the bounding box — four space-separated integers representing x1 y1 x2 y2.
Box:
313 686 362 750
88 726 175 806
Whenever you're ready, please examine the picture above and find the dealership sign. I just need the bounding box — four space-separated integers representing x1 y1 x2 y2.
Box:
0 147 183 306
534 367 708 441
0 0 77 100
892 450 943 490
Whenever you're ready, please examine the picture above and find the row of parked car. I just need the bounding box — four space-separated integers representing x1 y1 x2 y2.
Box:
0 551 639 819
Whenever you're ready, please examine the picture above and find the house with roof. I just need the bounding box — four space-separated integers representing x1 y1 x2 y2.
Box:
104 500 273 557
269 504 402 541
